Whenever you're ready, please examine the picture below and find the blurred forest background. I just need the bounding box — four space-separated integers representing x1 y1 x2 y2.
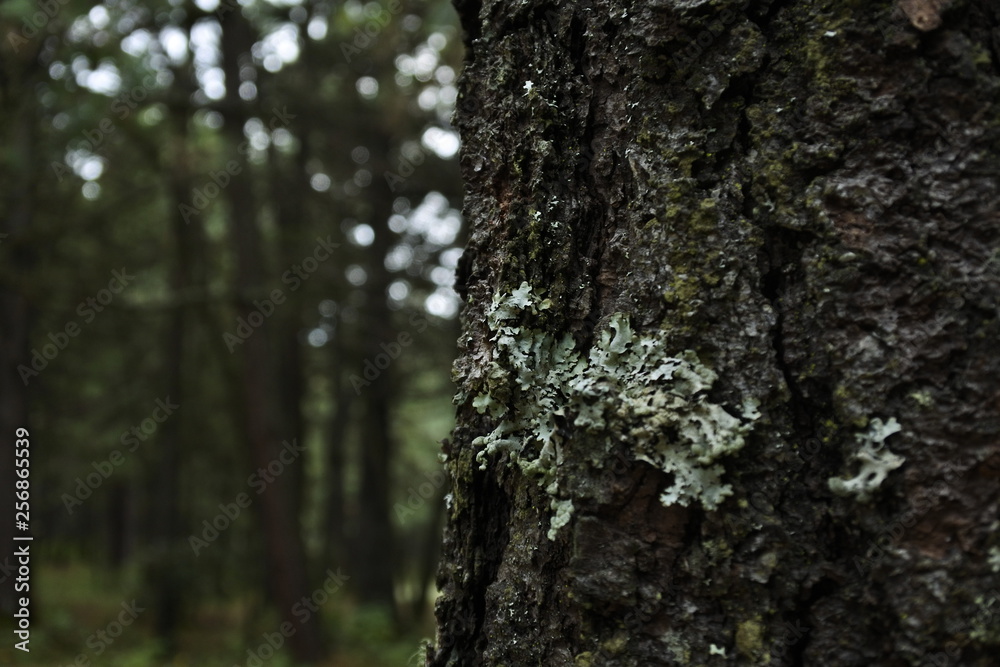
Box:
0 0 463 664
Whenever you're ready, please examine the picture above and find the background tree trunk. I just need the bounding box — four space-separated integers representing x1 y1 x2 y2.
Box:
148 118 198 656
0 29 40 618
431 1 1000 665
353 136 401 615
323 331 353 575
219 11 325 662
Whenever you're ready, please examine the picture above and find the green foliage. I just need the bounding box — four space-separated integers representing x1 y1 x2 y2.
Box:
0 562 433 665
2 0 463 660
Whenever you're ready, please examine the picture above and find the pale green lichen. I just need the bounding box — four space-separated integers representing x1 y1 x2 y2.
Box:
471 282 760 540
472 392 505 419
600 633 628 655
909 390 933 407
735 618 765 658
970 592 1000 644
827 417 905 502
660 629 692 664
709 643 727 657
548 497 575 540
988 546 1000 573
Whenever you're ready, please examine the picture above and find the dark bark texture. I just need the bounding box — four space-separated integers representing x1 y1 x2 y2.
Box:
432 0 1000 665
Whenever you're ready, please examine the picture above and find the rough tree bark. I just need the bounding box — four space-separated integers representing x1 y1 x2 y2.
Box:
431 0 1000 665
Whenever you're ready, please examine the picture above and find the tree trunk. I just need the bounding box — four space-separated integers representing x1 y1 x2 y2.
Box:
0 266 30 622
353 135 400 615
219 11 325 662
150 117 197 655
269 136 310 524
431 1 1000 665
324 333 353 574
0 28 40 618
106 481 134 569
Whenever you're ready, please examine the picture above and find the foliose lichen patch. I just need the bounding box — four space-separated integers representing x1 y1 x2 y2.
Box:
468 282 761 539
828 417 905 502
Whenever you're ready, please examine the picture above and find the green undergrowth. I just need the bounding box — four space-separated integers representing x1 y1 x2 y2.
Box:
0 560 430 667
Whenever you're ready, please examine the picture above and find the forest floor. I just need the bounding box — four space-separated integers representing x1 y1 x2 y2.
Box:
0 562 430 666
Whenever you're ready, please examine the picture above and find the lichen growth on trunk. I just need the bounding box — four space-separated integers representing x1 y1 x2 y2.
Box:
828 417 905 502
469 282 760 539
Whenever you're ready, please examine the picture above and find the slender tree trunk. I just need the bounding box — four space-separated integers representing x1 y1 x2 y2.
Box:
106 481 133 568
0 288 29 620
353 137 399 614
431 1 1000 665
269 141 309 523
151 253 184 656
219 11 324 662
324 335 353 572
150 119 197 655
0 29 40 617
